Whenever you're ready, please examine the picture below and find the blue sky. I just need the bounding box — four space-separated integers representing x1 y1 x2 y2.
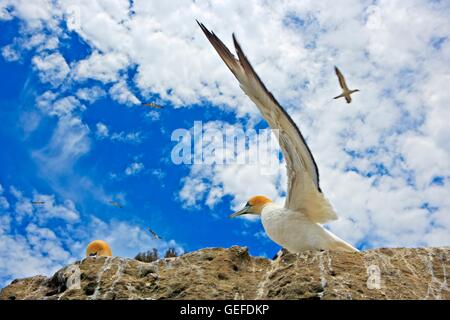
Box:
1 0 450 287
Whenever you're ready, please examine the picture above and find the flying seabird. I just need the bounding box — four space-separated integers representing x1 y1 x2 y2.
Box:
142 102 163 109
198 21 358 253
333 66 359 103
109 200 123 208
148 228 162 240
31 201 45 205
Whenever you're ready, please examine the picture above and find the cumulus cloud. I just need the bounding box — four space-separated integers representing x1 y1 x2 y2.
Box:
37 94 84 117
73 51 130 83
0 216 73 288
9 186 80 224
33 115 91 173
125 162 145 176
94 123 145 144
110 131 145 144
95 122 109 139
0 184 10 210
145 110 160 121
76 86 106 104
109 80 141 106
178 121 286 213
32 52 70 87
1 45 20 62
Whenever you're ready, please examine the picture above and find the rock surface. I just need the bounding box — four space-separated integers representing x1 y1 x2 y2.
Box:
1 246 449 300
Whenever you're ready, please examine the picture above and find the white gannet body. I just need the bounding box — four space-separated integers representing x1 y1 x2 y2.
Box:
198 22 358 253
262 203 357 252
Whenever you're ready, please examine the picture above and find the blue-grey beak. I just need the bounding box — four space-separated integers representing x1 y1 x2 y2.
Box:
229 205 251 218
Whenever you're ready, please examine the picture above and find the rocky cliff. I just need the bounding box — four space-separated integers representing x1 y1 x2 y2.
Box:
1 246 449 300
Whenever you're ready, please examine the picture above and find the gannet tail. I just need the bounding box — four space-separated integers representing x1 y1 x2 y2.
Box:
332 239 359 252
324 229 359 252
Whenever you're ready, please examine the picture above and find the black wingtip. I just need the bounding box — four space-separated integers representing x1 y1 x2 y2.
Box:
196 20 208 34
232 33 245 58
232 33 240 49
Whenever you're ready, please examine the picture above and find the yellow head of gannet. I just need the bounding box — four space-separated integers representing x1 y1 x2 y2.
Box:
230 196 272 217
86 240 112 257
198 21 359 253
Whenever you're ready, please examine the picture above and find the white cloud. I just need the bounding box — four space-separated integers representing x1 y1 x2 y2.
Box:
110 131 144 144
0 183 9 210
0 219 73 288
1 45 20 61
0 0 55 28
9 186 80 224
32 52 70 87
32 195 80 223
23 33 59 52
76 86 106 104
33 115 91 173
125 162 144 176
178 121 286 213
145 110 160 121
0 4 13 21
73 51 130 83
94 123 145 144
109 80 140 106
37 94 84 117
10 186 33 222
95 122 109 139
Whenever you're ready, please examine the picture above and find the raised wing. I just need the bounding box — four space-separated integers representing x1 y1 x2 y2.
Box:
109 201 123 208
198 22 337 223
335 66 348 91
148 228 162 240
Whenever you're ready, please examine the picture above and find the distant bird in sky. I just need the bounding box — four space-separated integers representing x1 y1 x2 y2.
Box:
142 102 163 109
333 66 359 103
31 201 45 205
198 21 359 253
109 200 123 208
148 228 162 240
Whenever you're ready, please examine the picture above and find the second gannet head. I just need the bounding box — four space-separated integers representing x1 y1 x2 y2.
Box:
229 195 272 218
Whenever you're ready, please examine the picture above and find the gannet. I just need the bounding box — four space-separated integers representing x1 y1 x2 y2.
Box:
142 102 163 109
198 22 358 253
86 240 112 257
109 200 123 208
148 227 162 240
333 66 359 104
31 201 45 205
